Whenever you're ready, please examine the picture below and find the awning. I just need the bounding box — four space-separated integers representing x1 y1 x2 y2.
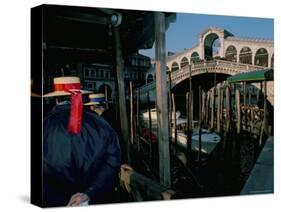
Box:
227 69 273 83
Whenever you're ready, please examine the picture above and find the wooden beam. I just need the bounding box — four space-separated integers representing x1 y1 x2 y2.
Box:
130 81 134 145
198 86 202 162
114 27 130 163
172 93 177 155
263 80 268 136
154 12 171 188
236 89 241 134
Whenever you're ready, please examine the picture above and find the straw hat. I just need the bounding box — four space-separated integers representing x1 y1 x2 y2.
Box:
43 76 92 97
84 93 106 106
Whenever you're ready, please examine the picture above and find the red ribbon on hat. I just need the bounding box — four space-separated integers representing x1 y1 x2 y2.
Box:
54 83 83 134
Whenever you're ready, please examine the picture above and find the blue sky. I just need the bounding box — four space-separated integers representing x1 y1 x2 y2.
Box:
140 13 274 58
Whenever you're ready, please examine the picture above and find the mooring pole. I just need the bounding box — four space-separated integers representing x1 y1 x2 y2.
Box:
168 70 173 150
105 85 109 110
114 27 130 163
198 86 202 162
189 64 193 124
263 80 268 137
155 12 171 187
147 92 153 162
136 88 140 151
172 93 177 155
130 81 134 145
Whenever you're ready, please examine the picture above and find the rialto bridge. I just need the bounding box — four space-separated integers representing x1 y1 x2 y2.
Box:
141 27 274 106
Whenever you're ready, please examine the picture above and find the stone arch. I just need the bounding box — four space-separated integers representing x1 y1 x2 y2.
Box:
239 46 252 64
190 52 200 63
225 45 237 62
180 57 189 68
204 33 220 60
271 54 274 68
147 74 154 83
171 62 179 72
255 48 269 67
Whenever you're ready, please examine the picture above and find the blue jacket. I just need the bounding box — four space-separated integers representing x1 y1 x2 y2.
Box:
43 104 121 207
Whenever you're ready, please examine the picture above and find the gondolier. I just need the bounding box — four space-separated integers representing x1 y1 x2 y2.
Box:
85 93 118 131
43 76 121 207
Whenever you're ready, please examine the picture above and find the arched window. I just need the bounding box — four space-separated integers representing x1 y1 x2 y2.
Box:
171 62 179 72
180 57 189 68
166 66 170 71
271 54 274 68
239 47 252 64
147 74 154 83
225 45 237 62
190 52 200 63
255 48 269 67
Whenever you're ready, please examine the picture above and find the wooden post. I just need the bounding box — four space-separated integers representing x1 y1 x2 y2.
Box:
225 85 232 161
243 82 247 105
147 92 153 161
190 91 194 127
172 93 177 155
248 88 252 105
168 70 173 148
114 27 130 163
186 92 192 159
250 107 254 135
235 89 241 171
263 80 268 136
136 88 140 151
154 12 171 187
198 86 202 162
217 84 221 132
210 88 215 130
235 89 241 134
226 86 231 132
189 64 193 126
206 90 210 125
130 81 134 145
105 85 109 109
202 90 206 126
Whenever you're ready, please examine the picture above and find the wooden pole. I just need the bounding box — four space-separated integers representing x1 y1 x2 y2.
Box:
155 12 171 187
172 93 177 155
235 89 241 134
263 80 268 136
210 88 215 130
248 88 252 105
136 88 140 151
235 89 241 172
189 64 193 126
190 91 194 127
105 85 109 109
206 90 210 125
243 82 247 105
147 92 153 161
114 27 130 163
168 70 173 148
217 84 221 132
130 81 134 145
202 90 206 126
198 86 202 162
186 92 192 159
225 85 232 161
226 86 231 132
